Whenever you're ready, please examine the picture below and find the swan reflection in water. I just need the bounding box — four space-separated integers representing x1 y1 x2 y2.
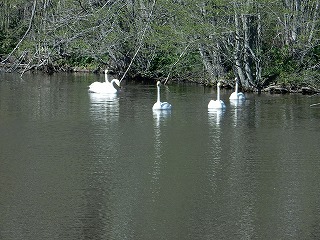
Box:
89 92 119 122
230 98 247 127
151 109 171 201
153 109 171 127
87 92 122 238
207 108 223 193
208 108 225 126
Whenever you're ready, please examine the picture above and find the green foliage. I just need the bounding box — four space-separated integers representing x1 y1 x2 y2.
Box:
277 70 320 89
68 56 95 66
301 45 320 69
263 46 298 75
0 0 319 89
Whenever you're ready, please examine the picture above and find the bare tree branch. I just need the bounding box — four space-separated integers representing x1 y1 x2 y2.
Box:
1 0 37 64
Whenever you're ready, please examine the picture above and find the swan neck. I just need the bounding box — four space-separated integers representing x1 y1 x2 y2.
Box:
105 72 109 82
235 81 239 93
157 84 161 102
217 84 220 101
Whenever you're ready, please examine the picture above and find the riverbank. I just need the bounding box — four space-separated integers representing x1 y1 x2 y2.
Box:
1 64 319 95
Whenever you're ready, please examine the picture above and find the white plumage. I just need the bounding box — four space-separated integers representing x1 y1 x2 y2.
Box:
152 81 172 110
208 81 226 109
88 69 120 94
229 79 245 100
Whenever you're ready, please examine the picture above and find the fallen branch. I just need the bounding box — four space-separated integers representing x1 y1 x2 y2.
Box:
310 102 320 107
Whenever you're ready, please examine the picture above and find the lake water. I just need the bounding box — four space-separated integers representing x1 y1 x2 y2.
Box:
0 72 320 240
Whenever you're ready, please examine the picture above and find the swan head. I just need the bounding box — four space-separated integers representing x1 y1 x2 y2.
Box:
217 81 222 87
111 79 120 87
156 81 161 86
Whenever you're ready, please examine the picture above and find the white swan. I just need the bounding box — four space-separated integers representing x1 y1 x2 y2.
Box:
208 81 226 109
229 78 245 100
88 69 120 94
152 81 172 110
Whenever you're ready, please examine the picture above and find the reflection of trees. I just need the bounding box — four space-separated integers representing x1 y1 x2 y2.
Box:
206 101 258 239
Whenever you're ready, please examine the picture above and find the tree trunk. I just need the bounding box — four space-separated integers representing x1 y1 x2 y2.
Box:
308 0 319 43
255 13 262 91
199 44 215 83
242 14 254 89
234 11 246 87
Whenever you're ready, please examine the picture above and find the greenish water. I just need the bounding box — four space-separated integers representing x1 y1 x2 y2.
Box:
1 72 320 240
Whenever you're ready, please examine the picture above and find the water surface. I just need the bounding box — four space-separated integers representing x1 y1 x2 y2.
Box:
0 72 320 239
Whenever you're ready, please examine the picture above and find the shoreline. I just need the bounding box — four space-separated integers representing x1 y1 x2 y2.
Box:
1 66 319 95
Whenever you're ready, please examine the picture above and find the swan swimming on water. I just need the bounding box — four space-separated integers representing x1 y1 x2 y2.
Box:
88 69 120 94
208 81 226 109
152 81 172 110
229 78 245 100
